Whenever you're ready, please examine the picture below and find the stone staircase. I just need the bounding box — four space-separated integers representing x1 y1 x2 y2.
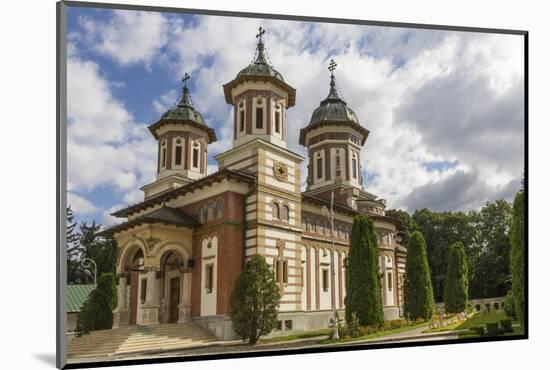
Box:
67 323 218 359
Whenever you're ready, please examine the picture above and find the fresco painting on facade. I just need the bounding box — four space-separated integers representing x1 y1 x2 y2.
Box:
60 3 526 368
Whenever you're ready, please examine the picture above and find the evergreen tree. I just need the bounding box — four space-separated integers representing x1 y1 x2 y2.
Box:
80 221 117 280
66 206 82 283
443 241 469 313
404 231 435 321
76 273 117 334
345 215 384 326
510 189 525 325
229 255 281 344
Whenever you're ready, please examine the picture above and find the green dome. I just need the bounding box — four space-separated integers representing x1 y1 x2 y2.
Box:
160 76 206 126
308 75 359 126
236 38 285 82
160 104 206 126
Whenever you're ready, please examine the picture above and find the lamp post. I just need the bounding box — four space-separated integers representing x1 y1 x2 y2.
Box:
322 191 339 340
81 258 97 286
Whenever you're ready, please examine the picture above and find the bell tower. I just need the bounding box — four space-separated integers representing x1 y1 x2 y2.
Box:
300 60 373 207
141 74 217 200
222 27 296 149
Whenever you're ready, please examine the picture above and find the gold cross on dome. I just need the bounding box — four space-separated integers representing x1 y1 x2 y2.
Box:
256 26 266 42
328 59 337 75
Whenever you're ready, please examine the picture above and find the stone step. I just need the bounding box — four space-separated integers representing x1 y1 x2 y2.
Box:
67 323 217 358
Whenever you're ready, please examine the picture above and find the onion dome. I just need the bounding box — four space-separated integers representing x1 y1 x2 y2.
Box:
223 27 296 107
299 60 369 146
149 73 216 142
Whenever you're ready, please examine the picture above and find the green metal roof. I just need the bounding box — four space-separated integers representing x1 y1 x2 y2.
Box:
236 35 284 82
67 284 95 312
308 74 359 126
67 284 129 312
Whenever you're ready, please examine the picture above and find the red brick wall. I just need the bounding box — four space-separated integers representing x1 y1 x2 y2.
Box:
185 191 245 317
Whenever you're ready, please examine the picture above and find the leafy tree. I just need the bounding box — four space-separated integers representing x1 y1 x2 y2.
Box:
345 215 384 326
510 190 525 324
385 209 419 247
443 242 469 313
404 231 434 320
76 273 117 334
229 255 281 344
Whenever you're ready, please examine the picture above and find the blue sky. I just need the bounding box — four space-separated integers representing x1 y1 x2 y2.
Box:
66 6 524 227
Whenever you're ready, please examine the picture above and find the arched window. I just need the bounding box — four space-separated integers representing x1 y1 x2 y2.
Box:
173 137 183 167
272 202 280 220
192 141 200 169
160 139 167 169
282 205 290 221
207 203 216 220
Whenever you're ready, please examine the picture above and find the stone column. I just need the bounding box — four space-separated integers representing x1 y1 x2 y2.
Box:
178 271 192 323
140 268 160 325
113 274 129 328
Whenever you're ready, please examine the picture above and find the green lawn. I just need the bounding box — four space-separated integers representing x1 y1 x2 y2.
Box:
454 311 524 338
260 328 332 343
319 321 428 344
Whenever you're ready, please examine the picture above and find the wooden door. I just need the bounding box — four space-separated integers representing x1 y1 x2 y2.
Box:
129 271 138 325
169 277 180 323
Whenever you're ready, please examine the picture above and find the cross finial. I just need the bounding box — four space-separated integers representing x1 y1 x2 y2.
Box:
328 59 337 75
256 26 266 43
182 72 190 86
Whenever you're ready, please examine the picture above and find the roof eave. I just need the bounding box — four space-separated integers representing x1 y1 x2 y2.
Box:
223 75 296 107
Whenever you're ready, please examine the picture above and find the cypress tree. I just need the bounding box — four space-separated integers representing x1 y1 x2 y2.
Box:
345 215 384 327
404 231 435 321
443 241 468 313
229 255 281 344
510 190 525 325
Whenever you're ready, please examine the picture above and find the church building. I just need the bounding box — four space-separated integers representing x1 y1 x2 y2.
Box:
100 28 407 340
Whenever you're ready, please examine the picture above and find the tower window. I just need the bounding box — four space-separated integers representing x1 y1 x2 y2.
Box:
322 269 329 292
282 205 290 222
387 272 393 291
239 110 245 132
256 107 263 129
275 110 281 133
352 156 357 179
316 157 323 179
192 144 199 169
175 144 183 166
160 141 167 168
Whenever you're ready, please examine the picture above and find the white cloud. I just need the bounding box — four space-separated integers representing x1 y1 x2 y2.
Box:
78 10 168 68
67 192 98 214
67 55 156 196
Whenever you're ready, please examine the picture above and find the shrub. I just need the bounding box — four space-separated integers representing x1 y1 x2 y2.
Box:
500 319 513 333
76 273 117 335
345 312 361 338
485 322 499 337
229 255 281 344
504 291 516 320
470 326 485 337
345 215 384 326
404 231 435 321
383 319 408 330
